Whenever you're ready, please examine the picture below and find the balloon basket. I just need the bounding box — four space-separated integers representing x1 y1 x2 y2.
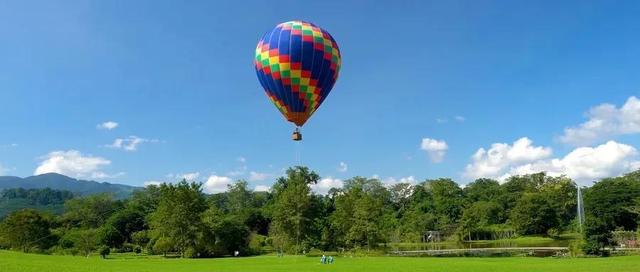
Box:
292 128 302 141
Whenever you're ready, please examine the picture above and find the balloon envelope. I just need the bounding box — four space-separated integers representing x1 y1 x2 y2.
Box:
255 21 341 127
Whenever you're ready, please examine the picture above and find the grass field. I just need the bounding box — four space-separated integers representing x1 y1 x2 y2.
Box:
1 250 639 272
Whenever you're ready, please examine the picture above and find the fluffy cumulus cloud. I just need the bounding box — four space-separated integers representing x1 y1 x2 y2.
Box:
311 177 343 195
180 172 200 181
254 185 270 192
465 138 639 185
382 176 418 186
420 138 449 163
631 160 640 171
107 136 158 151
337 162 348 172
560 96 640 146
34 150 112 179
464 137 552 179
203 175 233 193
97 121 119 130
248 171 269 181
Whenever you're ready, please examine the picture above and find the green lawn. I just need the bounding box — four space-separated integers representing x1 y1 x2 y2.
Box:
1 250 639 272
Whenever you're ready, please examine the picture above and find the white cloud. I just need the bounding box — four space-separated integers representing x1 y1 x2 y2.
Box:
382 176 418 186
631 161 640 171
107 136 158 151
421 138 449 163
97 121 119 130
248 171 269 181
436 118 448 124
560 96 640 146
237 157 246 163
455 116 466 122
34 150 112 179
337 162 348 172
254 185 270 192
203 175 233 193
464 137 552 179
465 138 639 185
311 177 343 195
181 172 200 181
144 180 163 187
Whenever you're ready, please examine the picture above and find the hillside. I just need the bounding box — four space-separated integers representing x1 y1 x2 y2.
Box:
0 173 138 199
0 188 75 218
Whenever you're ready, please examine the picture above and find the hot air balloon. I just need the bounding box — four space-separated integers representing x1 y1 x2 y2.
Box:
254 21 341 141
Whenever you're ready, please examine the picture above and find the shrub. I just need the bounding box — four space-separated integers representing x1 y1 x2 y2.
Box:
583 238 610 256
98 246 110 259
153 237 172 257
568 239 585 257
134 245 142 254
546 228 561 239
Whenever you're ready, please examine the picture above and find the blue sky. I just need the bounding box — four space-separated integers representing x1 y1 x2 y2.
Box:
1 0 639 192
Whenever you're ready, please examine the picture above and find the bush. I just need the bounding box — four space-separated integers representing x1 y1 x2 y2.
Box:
153 237 172 257
99 246 110 259
568 239 585 257
131 230 149 247
184 247 198 258
546 228 561 239
248 233 267 255
583 238 610 256
134 245 142 254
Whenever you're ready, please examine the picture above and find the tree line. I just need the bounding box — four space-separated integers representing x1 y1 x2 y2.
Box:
0 167 639 257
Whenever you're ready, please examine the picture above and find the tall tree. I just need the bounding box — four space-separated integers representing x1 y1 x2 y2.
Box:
426 178 464 227
463 178 503 204
510 193 559 235
150 180 208 257
269 166 318 253
332 177 388 249
62 194 121 229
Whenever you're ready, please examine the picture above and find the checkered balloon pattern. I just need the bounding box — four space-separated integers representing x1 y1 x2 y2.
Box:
255 21 341 127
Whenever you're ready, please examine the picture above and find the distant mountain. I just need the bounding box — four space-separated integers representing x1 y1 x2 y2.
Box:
0 173 139 199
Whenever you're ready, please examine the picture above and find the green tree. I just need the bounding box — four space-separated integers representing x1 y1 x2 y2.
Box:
457 201 503 240
583 171 640 253
62 194 121 229
269 166 318 253
426 178 464 227
0 209 55 252
149 180 208 257
463 178 503 204
332 177 388 249
153 237 173 257
538 175 577 228
212 217 250 255
69 228 98 257
99 208 146 248
98 245 110 258
510 193 559 235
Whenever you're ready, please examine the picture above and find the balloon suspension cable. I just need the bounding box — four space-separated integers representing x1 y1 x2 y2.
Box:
295 140 302 166
293 127 302 166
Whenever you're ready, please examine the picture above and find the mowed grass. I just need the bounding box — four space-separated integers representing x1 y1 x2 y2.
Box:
1 250 639 272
